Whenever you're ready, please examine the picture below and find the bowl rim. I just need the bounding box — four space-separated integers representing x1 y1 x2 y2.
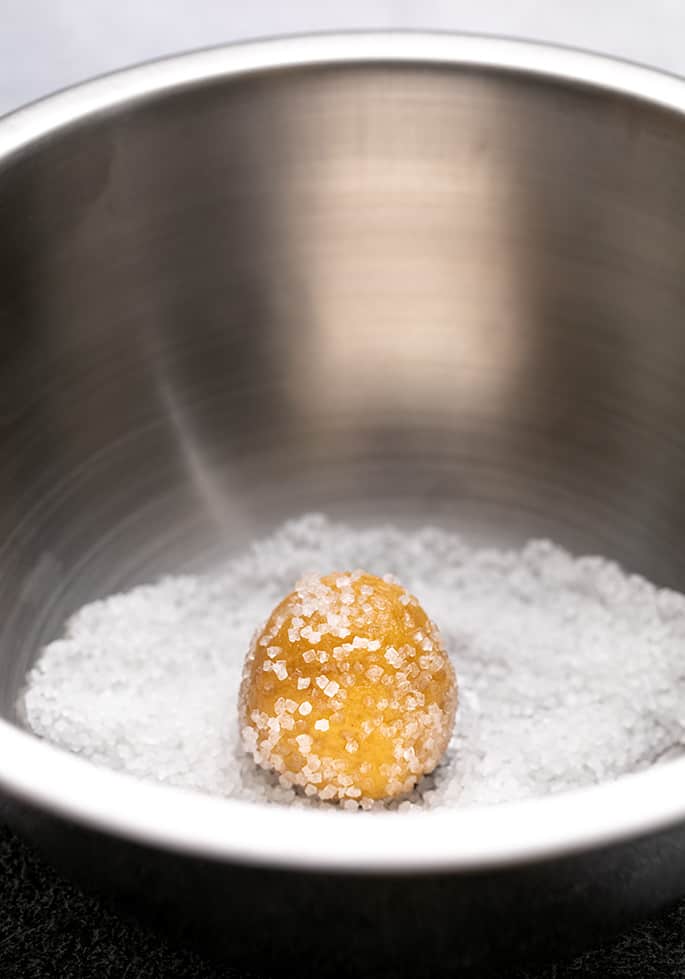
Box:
3 30 685 873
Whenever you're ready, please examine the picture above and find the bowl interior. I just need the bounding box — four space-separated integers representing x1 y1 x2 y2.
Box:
2 53 685 726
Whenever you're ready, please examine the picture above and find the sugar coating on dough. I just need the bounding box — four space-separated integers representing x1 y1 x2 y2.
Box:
239 571 457 805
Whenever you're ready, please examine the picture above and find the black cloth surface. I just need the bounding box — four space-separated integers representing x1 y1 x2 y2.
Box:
1 822 684 979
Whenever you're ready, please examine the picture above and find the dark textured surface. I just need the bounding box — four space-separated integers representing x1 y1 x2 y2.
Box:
0 822 683 979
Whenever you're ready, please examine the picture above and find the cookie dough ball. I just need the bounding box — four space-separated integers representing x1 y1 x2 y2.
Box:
239 571 457 806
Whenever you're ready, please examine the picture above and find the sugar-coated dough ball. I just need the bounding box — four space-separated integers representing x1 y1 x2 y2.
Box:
239 571 457 805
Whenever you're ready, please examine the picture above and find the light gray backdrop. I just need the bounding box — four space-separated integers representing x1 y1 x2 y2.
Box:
2 0 685 116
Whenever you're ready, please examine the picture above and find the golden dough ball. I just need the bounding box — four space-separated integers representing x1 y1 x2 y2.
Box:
239 571 457 805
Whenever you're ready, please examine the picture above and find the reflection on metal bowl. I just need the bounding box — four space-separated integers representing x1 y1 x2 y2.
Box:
2 32 685 976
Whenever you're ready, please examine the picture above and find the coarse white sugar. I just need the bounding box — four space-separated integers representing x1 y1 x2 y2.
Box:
19 513 685 813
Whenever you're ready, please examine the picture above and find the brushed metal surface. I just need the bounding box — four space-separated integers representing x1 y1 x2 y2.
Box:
2 32 685 973
4 58 685 699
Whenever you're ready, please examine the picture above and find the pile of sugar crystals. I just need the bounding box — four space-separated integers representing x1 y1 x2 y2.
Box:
20 514 685 811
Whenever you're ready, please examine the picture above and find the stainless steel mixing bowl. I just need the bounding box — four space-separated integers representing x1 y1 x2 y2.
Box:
2 32 685 976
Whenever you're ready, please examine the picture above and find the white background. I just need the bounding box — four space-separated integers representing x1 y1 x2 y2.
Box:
2 1 685 116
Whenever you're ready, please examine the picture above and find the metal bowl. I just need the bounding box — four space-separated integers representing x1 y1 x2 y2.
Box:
2 32 685 976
